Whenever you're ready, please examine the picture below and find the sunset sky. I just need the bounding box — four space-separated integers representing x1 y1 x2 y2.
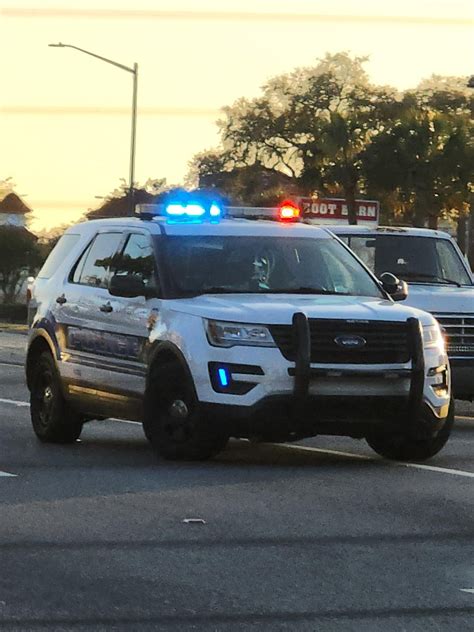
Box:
1 0 473 231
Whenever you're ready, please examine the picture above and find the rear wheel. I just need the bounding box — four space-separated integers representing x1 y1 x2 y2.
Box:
144 360 228 461
30 351 83 443
366 401 454 462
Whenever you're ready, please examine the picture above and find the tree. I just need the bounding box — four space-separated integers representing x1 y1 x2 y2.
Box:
0 226 41 303
189 57 472 239
362 82 473 229
192 53 396 223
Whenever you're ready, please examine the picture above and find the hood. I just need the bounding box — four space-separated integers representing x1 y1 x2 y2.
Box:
168 293 434 326
403 284 474 314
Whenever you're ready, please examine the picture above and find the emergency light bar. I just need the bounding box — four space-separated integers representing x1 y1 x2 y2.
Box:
136 197 301 223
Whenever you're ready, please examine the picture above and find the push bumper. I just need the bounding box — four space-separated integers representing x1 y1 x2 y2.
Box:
202 314 450 441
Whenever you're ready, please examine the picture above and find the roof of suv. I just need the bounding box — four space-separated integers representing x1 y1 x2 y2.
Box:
69 217 334 239
326 225 453 239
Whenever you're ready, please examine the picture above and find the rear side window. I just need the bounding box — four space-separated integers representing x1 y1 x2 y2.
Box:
72 232 123 288
37 234 80 279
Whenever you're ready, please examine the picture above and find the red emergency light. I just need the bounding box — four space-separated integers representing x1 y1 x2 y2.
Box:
278 201 300 221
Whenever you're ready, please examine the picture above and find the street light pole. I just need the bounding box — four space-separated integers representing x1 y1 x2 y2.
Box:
49 43 138 215
129 63 138 215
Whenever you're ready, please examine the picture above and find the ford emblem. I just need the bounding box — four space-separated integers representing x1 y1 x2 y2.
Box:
334 335 367 349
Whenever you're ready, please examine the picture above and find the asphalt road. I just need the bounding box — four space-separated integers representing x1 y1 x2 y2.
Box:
1 352 474 631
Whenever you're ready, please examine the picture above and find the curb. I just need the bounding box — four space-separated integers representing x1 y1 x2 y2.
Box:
0 329 28 336
0 356 25 366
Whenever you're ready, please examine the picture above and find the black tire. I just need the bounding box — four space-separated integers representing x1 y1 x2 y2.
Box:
30 351 83 443
144 360 229 461
366 400 454 462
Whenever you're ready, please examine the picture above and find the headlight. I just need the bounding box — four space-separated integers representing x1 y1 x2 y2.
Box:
207 320 276 348
423 323 445 351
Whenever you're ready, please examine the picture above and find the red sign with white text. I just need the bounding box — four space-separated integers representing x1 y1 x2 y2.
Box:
298 197 379 225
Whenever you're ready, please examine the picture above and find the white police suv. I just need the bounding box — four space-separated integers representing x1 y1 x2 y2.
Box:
26 195 453 462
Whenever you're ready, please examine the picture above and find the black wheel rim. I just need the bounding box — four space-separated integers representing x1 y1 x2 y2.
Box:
160 394 195 445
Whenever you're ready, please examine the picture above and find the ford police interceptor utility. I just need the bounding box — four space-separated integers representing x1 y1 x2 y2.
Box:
26 195 453 462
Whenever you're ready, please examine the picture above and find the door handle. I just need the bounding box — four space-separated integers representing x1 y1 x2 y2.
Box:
56 295 67 305
100 302 113 313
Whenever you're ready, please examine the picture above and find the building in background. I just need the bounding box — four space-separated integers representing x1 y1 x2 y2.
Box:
0 187 32 228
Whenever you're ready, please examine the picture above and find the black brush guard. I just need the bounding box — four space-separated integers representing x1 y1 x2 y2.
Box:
291 313 425 425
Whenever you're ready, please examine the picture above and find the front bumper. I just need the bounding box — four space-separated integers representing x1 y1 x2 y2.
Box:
200 395 447 441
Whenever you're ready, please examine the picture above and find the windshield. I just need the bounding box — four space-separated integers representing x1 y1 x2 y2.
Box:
340 235 472 286
158 235 384 298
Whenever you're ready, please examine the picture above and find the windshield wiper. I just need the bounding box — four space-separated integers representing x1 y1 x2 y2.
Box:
262 287 349 295
400 272 462 287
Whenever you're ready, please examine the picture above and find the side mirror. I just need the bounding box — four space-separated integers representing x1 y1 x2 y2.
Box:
109 274 146 298
379 272 408 302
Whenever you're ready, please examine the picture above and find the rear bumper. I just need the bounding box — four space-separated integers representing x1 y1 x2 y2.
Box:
450 359 474 401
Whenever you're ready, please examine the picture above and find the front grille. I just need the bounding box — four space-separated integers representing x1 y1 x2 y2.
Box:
269 319 411 364
433 313 474 357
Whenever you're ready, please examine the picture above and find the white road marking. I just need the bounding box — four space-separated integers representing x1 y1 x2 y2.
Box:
282 444 474 478
0 470 17 477
0 398 29 407
108 418 141 425
282 444 373 461
0 362 23 369
460 589 474 594
458 415 474 422
403 463 474 478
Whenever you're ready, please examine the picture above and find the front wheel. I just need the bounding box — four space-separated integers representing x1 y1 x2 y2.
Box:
144 361 229 461
30 351 83 443
366 401 454 462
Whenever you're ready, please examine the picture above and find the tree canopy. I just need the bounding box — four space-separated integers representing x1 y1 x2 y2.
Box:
188 53 473 230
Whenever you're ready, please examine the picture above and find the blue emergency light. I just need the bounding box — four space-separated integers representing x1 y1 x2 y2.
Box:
136 192 223 223
164 201 223 221
217 367 230 388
